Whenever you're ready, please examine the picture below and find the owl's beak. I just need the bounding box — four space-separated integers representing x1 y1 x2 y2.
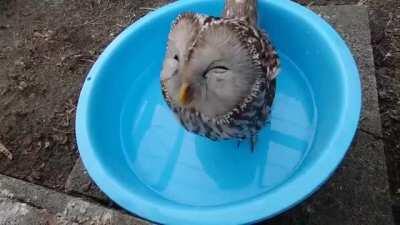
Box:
179 82 192 105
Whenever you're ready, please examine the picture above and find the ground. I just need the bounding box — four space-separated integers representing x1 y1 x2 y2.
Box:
0 0 170 190
0 0 398 222
299 0 400 211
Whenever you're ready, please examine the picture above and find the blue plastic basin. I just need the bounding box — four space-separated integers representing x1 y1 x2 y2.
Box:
76 0 361 224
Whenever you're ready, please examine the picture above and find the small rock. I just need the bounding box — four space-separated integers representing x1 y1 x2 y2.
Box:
33 31 44 38
31 171 41 180
44 141 50 149
81 182 91 192
4 46 13 52
389 110 400 121
8 72 18 78
0 87 8 95
61 136 68 144
306 205 315 213
0 24 10 29
22 136 32 146
17 81 28 90
14 59 25 67
26 171 42 182
14 40 23 48
26 175 34 182
61 55 68 62
44 30 55 41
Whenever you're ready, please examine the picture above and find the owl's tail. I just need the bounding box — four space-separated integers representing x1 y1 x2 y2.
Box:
223 0 258 26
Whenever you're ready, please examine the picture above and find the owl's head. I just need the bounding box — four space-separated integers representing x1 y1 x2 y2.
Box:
161 13 267 117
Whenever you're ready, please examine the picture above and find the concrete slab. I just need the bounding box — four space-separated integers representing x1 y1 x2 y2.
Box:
0 198 54 225
316 5 383 137
65 4 394 225
0 175 150 225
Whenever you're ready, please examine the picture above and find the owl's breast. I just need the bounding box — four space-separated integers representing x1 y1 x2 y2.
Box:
170 79 274 140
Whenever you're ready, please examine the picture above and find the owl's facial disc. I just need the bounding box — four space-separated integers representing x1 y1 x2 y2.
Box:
161 14 262 116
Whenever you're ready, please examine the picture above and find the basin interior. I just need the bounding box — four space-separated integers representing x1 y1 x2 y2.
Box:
87 0 346 208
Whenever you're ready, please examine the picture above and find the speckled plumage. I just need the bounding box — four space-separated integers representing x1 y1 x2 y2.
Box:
160 0 279 143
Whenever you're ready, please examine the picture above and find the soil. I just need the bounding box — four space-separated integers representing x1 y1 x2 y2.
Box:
0 0 399 221
0 0 170 190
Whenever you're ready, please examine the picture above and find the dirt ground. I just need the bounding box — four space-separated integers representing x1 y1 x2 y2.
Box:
0 0 399 219
0 0 170 190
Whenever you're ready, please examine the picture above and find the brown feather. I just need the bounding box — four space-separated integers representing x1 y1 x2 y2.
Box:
224 0 258 26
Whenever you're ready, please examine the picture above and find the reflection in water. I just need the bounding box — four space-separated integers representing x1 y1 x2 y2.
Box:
154 129 184 190
194 137 261 190
120 54 317 206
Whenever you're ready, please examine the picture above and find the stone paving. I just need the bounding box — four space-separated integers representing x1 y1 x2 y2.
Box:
0 4 395 225
0 175 150 225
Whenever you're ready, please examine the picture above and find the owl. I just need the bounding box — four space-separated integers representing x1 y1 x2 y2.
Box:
160 0 279 149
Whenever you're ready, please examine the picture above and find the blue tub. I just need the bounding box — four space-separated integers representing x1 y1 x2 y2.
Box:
76 0 361 224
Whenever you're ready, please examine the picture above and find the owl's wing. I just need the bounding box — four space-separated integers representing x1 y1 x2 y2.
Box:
229 19 279 81
259 31 280 80
258 30 279 109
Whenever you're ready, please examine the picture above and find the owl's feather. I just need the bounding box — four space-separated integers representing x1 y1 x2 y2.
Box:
160 0 279 141
224 0 257 26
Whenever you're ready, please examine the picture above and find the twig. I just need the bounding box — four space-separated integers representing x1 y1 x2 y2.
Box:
0 142 13 160
139 7 156 11
52 127 73 134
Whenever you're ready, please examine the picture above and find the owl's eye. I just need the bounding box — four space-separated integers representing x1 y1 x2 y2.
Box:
210 66 229 73
202 65 229 78
173 55 179 61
